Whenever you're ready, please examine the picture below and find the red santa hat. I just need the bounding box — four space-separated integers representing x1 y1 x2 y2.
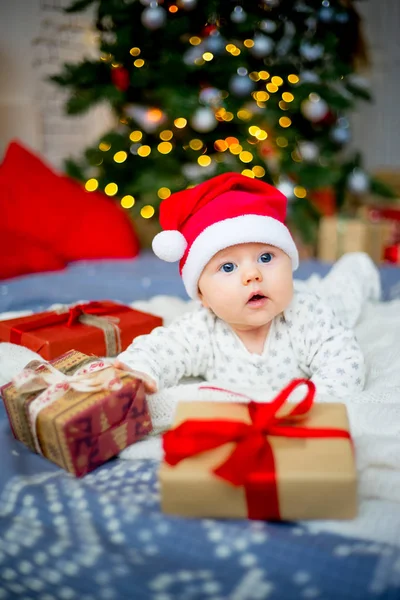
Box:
152 172 299 299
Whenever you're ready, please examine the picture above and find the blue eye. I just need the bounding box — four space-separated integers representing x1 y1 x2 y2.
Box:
219 262 236 273
259 252 273 263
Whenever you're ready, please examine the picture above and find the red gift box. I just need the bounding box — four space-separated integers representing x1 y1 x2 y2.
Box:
0 349 153 476
0 300 163 359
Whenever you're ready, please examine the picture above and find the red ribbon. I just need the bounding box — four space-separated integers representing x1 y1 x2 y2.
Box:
10 301 130 345
163 379 351 520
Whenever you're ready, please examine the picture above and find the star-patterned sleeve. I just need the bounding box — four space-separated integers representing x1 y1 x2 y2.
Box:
285 291 366 399
116 306 212 390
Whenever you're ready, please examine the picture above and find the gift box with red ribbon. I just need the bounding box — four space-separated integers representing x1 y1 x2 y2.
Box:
0 300 163 360
0 349 152 476
160 380 357 521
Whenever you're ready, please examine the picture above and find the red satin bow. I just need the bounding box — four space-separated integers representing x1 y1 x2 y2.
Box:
10 301 129 344
163 378 351 520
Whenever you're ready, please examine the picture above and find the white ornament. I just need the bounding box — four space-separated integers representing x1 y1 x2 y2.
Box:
141 5 167 30
206 32 225 54
319 7 334 22
346 74 371 90
152 230 187 262
250 35 274 58
299 70 320 84
277 177 295 199
330 125 351 145
183 43 205 65
190 107 217 132
199 87 222 107
301 96 329 122
298 141 319 161
231 6 247 23
177 0 197 9
300 42 324 61
229 74 255 97
347 169 370 194
259 20 277 33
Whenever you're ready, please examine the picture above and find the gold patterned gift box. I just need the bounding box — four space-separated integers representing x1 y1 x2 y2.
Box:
0 349 152 477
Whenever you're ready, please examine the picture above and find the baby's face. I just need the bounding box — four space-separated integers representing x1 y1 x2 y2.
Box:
198 242 294 333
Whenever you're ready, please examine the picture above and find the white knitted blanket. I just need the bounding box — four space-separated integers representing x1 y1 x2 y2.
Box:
1 255 400 547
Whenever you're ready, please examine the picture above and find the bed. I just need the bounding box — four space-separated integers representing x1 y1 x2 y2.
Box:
1 252 400 600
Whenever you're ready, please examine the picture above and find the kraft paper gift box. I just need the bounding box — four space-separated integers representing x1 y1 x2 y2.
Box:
160 379 357 521
0 300 163 360
0 349 153 477
317 216 392 263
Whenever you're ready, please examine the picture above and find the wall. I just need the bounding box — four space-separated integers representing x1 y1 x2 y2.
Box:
0 0 399 170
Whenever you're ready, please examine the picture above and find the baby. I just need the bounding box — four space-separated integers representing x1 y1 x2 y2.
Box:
116 172 367 400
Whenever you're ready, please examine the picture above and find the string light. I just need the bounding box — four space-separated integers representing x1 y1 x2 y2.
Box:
294 186 307 198
113 151 128 163
105 183 118 196
133 59 145 68
189 139 203 150
239 150 253 163
279 116 292 128
229 144 242 155
214 140 228 151
252 166 265 177
157 187 171 199
189 36 201 45
129 131 142 142
288 74 300 84
276 137 288 147
137 145 151 157
174 118 187 129
160 130 173 141
99 142 111 151
202 52 214 61
255 130 268 140
259 71 270 80
121 195 135 208
198 155 212 166
271 76 283 86
244 39 254 48
157 142 173 154
241 169 255 178
282 92 294 102
237 109 252 121
169 4 178 13
85 178 98 192
266 83 278 93
129 48 140 56
141 205 155 219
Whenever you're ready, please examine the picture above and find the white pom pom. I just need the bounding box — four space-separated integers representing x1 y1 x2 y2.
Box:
152 230 187 262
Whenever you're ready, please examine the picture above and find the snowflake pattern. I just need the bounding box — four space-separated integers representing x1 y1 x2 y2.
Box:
0 458 399 599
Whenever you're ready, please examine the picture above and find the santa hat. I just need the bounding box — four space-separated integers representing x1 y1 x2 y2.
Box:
152 172 299 299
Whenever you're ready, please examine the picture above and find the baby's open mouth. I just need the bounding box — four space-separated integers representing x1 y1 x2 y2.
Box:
247 293 267 304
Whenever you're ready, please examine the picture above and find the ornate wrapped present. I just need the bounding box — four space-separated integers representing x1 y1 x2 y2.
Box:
160 380 357 521
0 350 152 476
0 300 163 359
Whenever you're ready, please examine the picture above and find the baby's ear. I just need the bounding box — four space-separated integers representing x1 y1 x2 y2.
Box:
197 287 209 308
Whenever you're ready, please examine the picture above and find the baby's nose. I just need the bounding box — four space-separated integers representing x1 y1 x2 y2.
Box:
243 267 263 285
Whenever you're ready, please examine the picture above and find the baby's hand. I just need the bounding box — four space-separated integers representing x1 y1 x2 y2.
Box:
113 360 158 394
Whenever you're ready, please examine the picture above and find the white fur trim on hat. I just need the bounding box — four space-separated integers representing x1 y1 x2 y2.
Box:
152 230 187 262
181 214 299 299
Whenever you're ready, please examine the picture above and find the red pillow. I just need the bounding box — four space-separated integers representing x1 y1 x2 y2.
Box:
0 229 66 280
0 140 141 262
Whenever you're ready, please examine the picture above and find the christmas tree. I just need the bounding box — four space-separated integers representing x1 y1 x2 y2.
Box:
51 0 394 246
